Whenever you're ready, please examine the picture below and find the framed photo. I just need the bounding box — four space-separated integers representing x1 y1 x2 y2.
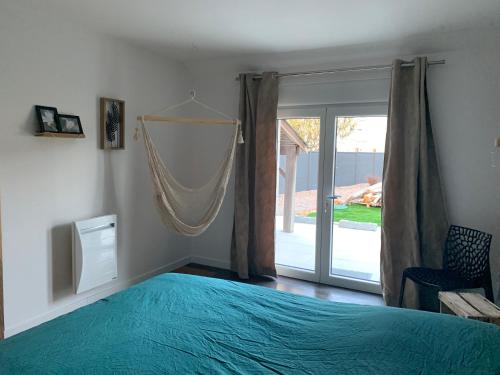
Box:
35 105 59 133
58 114 84 134
100 97 125 149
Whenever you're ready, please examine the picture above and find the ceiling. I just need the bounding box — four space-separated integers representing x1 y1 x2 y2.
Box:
22 0 500 61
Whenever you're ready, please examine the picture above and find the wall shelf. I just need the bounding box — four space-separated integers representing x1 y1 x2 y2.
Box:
35 132 85 139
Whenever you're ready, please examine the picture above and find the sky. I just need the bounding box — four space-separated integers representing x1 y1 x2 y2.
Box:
336 116 387 153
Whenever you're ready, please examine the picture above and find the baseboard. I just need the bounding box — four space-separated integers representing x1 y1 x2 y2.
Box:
189 255 231 271
4 255 230 338
4 256 191 338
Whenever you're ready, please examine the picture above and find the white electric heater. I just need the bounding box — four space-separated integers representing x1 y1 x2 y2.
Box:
72 215 118 294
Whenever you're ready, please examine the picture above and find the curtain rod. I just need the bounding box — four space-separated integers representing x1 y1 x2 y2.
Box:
235 59 446 80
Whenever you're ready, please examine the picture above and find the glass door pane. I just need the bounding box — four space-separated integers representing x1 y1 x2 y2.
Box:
330 115 387 283
275 108 325 281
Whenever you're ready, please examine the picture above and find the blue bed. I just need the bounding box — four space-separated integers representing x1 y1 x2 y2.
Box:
1 273 499 374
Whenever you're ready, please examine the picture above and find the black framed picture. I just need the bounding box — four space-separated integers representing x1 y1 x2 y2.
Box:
58 114 84 134
35 105 59 133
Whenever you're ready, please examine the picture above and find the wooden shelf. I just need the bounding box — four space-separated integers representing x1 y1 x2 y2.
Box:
35 132 85 139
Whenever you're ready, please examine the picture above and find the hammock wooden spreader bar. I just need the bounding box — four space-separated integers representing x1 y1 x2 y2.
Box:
137 115 240 126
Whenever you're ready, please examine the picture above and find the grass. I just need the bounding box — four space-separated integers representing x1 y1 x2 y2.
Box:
307 204 381 226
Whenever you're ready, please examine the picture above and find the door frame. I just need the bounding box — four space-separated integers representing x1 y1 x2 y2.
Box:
320 103 387 294
276 103 387 295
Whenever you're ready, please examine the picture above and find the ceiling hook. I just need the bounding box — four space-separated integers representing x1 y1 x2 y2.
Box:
189 89 196 100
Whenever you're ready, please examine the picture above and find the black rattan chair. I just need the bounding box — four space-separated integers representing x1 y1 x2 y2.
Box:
399 225 493 307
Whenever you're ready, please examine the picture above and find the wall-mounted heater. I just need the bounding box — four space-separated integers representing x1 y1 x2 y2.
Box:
72 215 117 294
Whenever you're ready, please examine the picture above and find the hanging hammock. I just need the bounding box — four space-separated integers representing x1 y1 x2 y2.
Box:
137 91 243 237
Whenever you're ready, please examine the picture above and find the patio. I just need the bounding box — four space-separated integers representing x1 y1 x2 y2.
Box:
275 216 381 282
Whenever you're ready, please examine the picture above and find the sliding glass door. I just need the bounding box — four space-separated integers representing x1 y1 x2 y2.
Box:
275 104 387 293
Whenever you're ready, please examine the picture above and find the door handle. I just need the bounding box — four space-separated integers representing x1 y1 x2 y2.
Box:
325 195 335 212
325 195 340 213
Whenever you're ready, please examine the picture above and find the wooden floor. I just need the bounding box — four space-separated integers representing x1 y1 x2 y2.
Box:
174 263 384 306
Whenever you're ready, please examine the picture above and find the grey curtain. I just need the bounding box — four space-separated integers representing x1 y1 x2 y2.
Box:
231 72 279 279
381 57 449 309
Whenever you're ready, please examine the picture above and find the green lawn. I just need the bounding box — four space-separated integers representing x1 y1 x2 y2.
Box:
307 204 381 226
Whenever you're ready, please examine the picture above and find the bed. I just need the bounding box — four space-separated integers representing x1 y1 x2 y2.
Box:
1 273 499 374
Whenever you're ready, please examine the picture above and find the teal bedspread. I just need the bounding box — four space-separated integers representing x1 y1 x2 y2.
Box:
1 273 499 374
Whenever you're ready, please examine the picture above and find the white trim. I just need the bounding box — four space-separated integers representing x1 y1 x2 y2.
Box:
189 255 231 270
275 265 319 283
4 256 191 338
321 275 382 295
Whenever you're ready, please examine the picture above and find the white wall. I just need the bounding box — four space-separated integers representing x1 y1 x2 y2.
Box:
0 3 193 335
185 28 500 301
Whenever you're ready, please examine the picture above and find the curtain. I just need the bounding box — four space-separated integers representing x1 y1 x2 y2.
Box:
231 72 279 279
381 57 449 309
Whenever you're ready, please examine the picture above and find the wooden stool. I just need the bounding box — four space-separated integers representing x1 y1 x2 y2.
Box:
438 291 500 326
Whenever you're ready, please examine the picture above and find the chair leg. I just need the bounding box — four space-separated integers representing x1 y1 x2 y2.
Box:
399 274 407 308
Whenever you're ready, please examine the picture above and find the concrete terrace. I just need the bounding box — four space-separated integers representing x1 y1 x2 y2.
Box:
275 216 381 283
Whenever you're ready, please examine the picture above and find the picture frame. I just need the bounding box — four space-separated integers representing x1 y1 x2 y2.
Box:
100 97 125 150
58 114 84 134
35 105 59 133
